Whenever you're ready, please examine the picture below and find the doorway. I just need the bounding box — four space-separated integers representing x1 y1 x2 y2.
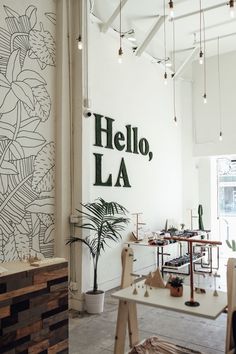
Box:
216 157 236 259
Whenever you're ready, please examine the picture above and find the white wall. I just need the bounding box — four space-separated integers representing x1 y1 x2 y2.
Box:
192 51 236 238
81 21 197 291
193 51 236 157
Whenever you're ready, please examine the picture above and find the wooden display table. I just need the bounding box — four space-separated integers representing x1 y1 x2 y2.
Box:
0 259 68 353
113 247 227 354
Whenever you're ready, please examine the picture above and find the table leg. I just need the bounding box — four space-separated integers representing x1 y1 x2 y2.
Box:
114 300 139 354
114 300 129 354
128 302 139 348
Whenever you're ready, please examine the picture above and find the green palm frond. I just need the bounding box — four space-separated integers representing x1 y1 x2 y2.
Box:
67 197 130 292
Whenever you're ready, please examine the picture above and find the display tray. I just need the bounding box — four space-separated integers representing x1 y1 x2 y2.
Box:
163 255 204 270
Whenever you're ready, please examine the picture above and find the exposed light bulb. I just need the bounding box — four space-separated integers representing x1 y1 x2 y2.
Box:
164 72 168 85
199 50 203 65
219 131 223 141
203 93 207 104
174 116 177 126
166 61 172 67
229 0 235 18
77 35 83 50
169 0 174 18
118 47 123 64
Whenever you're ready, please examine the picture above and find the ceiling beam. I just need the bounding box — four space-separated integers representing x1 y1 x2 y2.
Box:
100 0 129 33
195 31 236 44
173 2 228 21
135 16 167 57
174 47 198 79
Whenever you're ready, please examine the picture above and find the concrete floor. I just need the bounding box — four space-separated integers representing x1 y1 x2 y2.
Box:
69 290 227 354
69 256 229 354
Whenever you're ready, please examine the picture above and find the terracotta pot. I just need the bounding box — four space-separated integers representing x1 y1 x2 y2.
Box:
170 285 183 297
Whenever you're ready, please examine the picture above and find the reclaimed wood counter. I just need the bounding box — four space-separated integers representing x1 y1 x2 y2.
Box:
0 259 68 354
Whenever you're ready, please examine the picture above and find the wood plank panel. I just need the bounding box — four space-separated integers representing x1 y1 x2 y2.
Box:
0 261 68 354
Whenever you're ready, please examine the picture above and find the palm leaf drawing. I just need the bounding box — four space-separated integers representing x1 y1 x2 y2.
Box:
29 23 56 69
32 142 55 193
24 86 51 122
0 28 11 75
0 156 39 237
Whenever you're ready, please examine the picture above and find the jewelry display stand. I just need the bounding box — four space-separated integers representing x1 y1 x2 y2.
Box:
164 236 222 307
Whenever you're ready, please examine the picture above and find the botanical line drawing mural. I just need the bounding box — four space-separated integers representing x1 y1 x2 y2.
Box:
0 3 56 261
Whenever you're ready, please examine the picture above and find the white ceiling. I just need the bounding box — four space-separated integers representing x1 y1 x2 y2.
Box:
92 0 236 68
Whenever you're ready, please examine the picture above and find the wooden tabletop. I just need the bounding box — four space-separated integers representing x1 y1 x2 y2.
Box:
112 280 227 320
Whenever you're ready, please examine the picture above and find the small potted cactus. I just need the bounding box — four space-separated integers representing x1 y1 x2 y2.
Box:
168 276 184 297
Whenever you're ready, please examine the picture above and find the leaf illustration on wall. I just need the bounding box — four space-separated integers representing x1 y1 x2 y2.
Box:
9 140 25 159
32 142 55 193
0 121 14 140
31 213 40 252
0 174 8 195
14 227 30 256
45 13 56 26
44 224 54 243
0 160 18 175
0 156 39 237
26 197 55 214
0 50 45 114
20 117 41 131
16 130 45 148
4 5 38 67
2 233 18 261
29 22 56 69
38 212 55 227
24 86 51 122
0 28 11 75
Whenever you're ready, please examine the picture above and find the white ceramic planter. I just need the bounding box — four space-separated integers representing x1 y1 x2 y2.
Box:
85 291 105 314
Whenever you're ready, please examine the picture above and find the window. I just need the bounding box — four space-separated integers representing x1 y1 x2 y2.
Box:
218 158 236 216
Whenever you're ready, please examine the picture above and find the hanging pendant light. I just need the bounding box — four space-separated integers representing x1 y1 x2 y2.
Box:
77 35 83 50
217 37 223 142
77 0 83 50
202 11 207 104
163 0 168 85
229 0 235 18
169 0 174 18
172 19 177 126
199 0 204 65
118 0 123 63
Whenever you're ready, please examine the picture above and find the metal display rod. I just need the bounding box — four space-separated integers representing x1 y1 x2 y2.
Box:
164 236 222 307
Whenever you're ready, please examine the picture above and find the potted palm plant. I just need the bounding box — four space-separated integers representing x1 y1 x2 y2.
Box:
67 197 129 314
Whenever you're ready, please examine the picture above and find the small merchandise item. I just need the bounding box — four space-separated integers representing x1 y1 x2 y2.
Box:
129 336 202 354
168 276 184 297
164 252 202 267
